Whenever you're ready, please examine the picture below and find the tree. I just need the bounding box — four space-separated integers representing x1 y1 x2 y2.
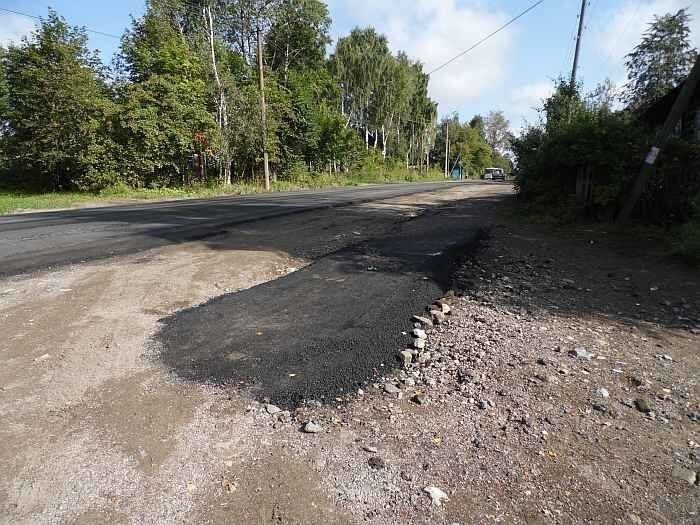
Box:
484 110 512 155
433 114 500 178
2 11 117 190
116 7 216 187
266 0 331 82
623 8 697 111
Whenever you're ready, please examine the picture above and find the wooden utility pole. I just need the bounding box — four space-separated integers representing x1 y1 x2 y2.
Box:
618 56 700 222
444 122 450 178
257 27 271 190
570 0 587 89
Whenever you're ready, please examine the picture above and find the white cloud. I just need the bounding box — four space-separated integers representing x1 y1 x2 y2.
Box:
0 14 36 47
327 0 514 115
504 80 554 129
595 0 700 72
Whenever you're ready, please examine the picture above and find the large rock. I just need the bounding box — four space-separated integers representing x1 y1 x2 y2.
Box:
569 347 593 359
434 300 451 314
430 310 446 325
423 486 449 506
384 383 401 395
412 328 427 340
399 350 413 367
671 466 697 485
302 421 322 433
412 315 434 327
265 404 281 415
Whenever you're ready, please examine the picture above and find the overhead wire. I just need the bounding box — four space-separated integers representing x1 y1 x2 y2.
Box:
0 6 122 39
427 0 546 76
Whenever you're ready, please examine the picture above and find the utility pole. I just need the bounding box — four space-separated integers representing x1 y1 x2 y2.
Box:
444 122 450 178
618 55 700 222
257 27 271 190
570 0 587 89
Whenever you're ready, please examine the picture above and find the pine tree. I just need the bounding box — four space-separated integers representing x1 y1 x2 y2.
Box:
623 8 697 111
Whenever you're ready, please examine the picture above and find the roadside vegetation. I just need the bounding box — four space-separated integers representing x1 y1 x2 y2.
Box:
511 8 700 265
0 165 445 214
0 0 509 213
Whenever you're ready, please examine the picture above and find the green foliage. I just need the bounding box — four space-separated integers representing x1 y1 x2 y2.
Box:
2 11 117 191
623 8 697 111
484 110 513 156
513 79 644 220
114 8 216 188
673 213 700 266
434 114 503 178
0 2 442 192
266 0 331 77
331 28 437 166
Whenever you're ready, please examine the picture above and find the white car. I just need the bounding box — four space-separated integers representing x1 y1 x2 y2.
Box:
482 168 505 181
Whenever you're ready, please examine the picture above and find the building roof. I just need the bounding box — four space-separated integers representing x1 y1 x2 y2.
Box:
639 80 700 126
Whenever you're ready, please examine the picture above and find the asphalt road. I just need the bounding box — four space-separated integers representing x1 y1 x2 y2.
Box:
157 191 503 408
0 182 459 276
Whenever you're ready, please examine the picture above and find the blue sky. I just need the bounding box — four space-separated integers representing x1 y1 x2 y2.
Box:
1 0 698 131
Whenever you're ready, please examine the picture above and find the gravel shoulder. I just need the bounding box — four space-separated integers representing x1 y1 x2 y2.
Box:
1 185 697 524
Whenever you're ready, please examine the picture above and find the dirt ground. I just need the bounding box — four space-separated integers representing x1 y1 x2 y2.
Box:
1 184 698 524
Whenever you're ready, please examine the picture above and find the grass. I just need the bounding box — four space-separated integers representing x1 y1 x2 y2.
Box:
0 169 446 215
673 217 700 267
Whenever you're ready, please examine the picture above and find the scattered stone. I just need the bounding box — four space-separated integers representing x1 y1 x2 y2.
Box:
592 403 608 413
478 399 492 410
384 383 401 395
362 445 378 453
597 388 610 398
400 471 413 482
635 398 652 414
412 315 434 327
302 421 322 434
417 352 431 364
430 310 446 325
688 411 700 423
368 456 386 470
411 393 427 405
413 338 426 350
33 354 51 363
434 301 451 314
423 486 449 506
671 466 697 485
569 347 593 359
265 404 281 415
399 350 413 367
413 328 427 340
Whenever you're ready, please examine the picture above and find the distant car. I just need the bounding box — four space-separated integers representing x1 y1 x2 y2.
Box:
482 168 505 181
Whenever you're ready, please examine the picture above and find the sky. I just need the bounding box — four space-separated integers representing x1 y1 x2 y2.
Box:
1 0 699 131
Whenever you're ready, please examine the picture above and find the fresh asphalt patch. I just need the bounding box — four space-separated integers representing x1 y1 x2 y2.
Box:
155 200 490 408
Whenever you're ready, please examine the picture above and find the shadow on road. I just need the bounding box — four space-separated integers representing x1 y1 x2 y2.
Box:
0 183 480 276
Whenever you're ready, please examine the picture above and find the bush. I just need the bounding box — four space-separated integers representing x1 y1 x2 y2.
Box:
673 193 700 265
513 79 649 222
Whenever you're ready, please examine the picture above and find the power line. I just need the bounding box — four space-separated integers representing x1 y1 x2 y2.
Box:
427 0 546 76
0 7 122 39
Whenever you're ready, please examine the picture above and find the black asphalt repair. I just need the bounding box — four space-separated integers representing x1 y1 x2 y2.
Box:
156 197 494 408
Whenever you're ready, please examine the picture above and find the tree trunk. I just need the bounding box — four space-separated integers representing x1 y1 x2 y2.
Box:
204 6 230 185
381 125 387 160
257 27 272 189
